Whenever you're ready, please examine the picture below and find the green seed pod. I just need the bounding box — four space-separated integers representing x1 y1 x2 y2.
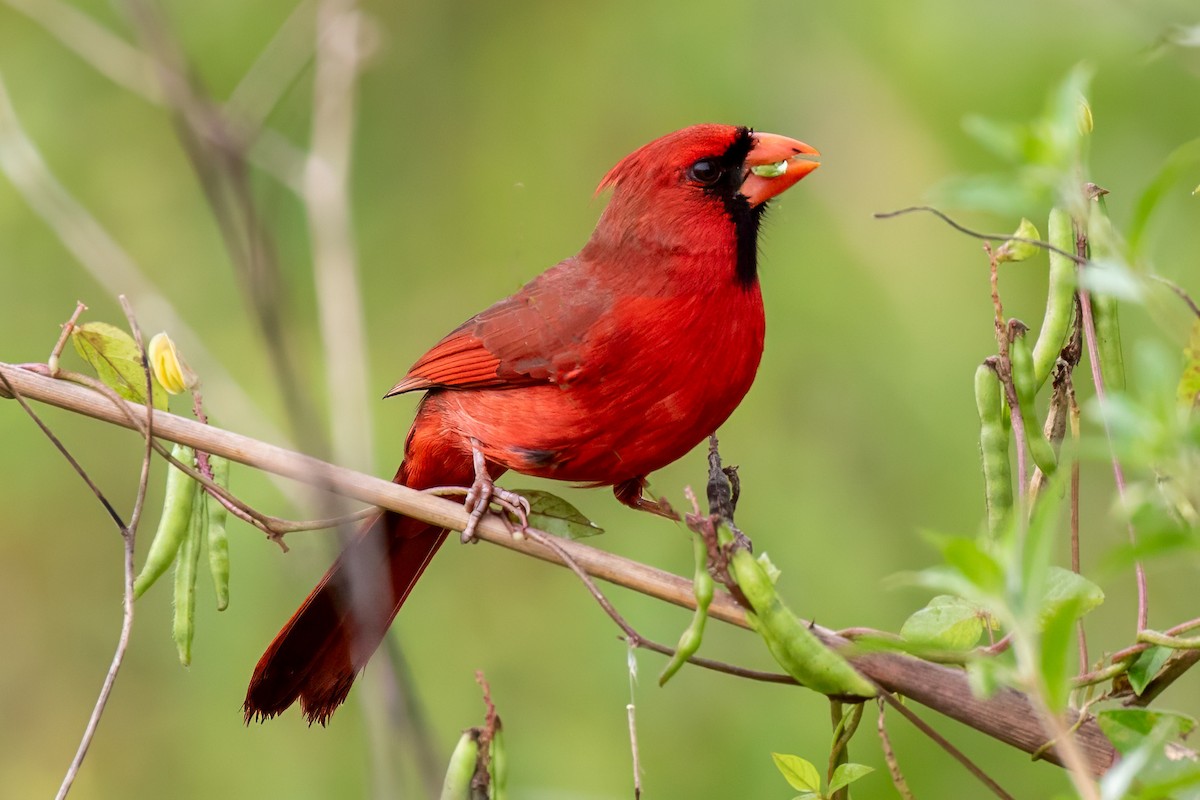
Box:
205 455 231 611
659 531 714 686
439 730 480 800
133 444 197 600
173 488 205 666
1031 208 1077 391
490 723 507 800
975 362 1013 536
1010 329 1057 476
727 543 874 698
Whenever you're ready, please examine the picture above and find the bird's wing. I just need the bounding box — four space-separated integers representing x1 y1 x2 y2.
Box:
387 261 609 396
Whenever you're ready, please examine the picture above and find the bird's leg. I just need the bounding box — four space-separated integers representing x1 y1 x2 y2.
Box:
613 476 679 520
462 439 530 543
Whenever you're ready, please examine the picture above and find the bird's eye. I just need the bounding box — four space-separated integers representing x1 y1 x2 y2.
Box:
687 159 723 186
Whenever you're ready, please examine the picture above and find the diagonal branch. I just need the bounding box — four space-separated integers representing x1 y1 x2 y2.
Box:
0 361 1118 775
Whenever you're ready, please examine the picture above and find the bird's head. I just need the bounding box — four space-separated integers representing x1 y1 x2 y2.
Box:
589 124 820 287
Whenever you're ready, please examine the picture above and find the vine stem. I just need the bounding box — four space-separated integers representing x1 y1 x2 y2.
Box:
1076 284 1147 631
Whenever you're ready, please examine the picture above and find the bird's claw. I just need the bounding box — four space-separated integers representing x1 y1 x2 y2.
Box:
461 441 530 543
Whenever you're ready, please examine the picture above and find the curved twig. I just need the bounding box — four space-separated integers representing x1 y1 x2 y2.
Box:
873 206 1087 264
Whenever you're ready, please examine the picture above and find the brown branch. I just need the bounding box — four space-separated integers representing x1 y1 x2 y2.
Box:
0 362 1118 775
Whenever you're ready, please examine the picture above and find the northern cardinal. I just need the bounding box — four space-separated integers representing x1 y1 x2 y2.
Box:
244 124 819 724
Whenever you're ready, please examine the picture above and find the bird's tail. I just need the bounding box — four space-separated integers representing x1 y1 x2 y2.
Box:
244 456 470 725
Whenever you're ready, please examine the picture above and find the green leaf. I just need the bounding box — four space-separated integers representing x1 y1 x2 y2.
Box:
1097 709 1197 755
71 321 167 410
1039 595 1085 712
828 763 874 794
771 753 821 793
1038 567 1104 625
941 537 1005 596
510 490 603 539
994 217 1042 264
1128 646 1173 696
1097 709 1200 799
900 595 986 650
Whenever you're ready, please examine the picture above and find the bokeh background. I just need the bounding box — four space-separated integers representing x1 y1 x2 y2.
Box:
2 1 1199 797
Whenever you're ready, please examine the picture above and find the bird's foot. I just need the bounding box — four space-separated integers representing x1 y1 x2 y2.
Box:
462 440 530 544
613 476 680 521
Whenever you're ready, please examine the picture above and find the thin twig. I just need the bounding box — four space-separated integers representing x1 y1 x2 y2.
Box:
874 206 1086 264
876 698 915 800
1149 274 1200 319
54 297 157 799
627 641 642 800
0 371 123 527
520 525 793 683
47 301 87 374
877 689 1015 800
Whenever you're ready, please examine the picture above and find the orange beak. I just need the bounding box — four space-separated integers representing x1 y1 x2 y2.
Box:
738 132 821 207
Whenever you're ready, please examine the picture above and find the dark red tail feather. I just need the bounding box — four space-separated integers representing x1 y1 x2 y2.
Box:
244 455 469 725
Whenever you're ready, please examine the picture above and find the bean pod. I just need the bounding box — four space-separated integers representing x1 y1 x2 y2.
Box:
133 444 197 599
1010 327 1058 476
727 539 874 698
205 454 231 611
658 530 715 686
439 730 480 800
975 362 1013 536
1031 208 1077 391
173 484 205 666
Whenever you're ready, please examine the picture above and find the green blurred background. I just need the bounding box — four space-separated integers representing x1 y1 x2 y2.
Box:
2 0 1198 797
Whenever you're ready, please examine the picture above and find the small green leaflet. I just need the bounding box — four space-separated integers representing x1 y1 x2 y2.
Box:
771 753 821 794
901 595 988 650
1127 646 1173 696
1038 566 1104 625
509 490 603 539
828 763 874 794
71 321 168 410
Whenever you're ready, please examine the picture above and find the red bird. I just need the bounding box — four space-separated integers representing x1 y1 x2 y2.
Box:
244 124 820 723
